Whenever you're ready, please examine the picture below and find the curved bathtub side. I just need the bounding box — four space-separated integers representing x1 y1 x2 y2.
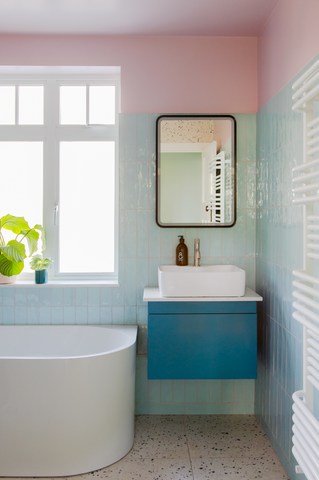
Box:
0 328 137 477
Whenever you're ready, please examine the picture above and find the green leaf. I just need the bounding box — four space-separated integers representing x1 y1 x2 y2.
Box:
0 240 26 262
21 228 40 256
33 224 46 252
0 254 24 276
0 215 30 234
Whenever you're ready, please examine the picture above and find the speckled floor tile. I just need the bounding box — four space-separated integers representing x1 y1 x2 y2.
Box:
192 457 290 480
128 416 188 459
151 459 193 479
185 415 274 458
76 458 153 479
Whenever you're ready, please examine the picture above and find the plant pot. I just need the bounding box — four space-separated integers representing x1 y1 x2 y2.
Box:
35 270 48 284
0 273 17 284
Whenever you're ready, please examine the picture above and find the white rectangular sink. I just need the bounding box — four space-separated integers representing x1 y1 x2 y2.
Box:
158 265 246 297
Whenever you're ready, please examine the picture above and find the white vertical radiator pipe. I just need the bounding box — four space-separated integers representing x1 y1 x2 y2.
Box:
291 57 319 479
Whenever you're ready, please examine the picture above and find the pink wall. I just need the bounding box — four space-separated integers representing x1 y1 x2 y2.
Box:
258 0 319 109
0 35 257 113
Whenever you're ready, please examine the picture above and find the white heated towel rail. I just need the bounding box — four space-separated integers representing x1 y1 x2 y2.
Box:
206 151 231 223
291 57 319 480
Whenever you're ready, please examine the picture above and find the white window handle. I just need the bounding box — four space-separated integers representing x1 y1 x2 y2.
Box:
54 204 59 226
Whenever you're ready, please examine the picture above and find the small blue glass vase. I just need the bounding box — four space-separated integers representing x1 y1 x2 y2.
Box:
35 270 48 284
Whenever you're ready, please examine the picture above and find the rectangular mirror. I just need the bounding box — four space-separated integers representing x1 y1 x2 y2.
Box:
156 115 236 227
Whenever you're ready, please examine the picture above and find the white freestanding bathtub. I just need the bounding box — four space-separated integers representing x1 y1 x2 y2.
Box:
0 325 137 477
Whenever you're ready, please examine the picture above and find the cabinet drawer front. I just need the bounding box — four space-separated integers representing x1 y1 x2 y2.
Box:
148 313 257 380
148 301 256 315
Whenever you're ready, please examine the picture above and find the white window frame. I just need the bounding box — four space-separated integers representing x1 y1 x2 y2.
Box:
0 67 120 285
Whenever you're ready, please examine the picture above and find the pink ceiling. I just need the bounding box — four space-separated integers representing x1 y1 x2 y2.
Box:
0 0 280 36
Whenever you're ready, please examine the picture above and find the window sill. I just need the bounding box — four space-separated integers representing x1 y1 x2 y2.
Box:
0 280 120 288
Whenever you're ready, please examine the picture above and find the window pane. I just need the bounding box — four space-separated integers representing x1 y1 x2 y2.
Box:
60 86 86 125
19 86 44 125
89 86 115 124
59 141 115 273
0 86 15 125
0 142 43 273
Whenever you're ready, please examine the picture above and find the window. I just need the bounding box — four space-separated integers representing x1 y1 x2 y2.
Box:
0 67 120 283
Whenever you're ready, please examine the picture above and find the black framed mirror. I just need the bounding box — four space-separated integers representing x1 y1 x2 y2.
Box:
156 115 236 228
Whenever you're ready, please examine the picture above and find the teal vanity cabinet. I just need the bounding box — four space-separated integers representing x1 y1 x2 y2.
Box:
145 288 262 380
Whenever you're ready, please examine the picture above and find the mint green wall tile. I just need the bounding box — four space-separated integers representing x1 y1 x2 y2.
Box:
124 162 137 209
137 114 149 163
63 288 75 306
149 160 156 210
135 355 148 403
64 307 75 324
39 307 51 324
221 227 234 257
76 287 87 306
137 210 149 258
197 229 210 258
161 380 173 402
100 306 112 324
185 380 197 403
3 289 14 306
88 306 99 324
113 262 124 306
125 257 136 305
136 258 149 305
149 380 161 403
247 114 256 161
185 403 232 415
0 289 2 306
124 114 137 162
233 403 254 414
100 287 112 306
52 306 63 324
222 380 234 402
3 307 14 324
136 403 184 415
137 162 149 209
234 380 246 402
247 162 256 208
27 306 39 324
113 306 124 324
125 306 137 324
76 306 87 324
161 228 173 258
148 257 160 287
246 380 255 403
119 162 125 209
210 380 222 402
246 257 256 290
125 210 137 257
173 380 185 403
88 288 100 306
27 289 39 306
210 229 222 258
234 210 246 257
246 209 256 257
15 306 26 324
52 288 64 306
197 380 210 402
15 288 27 306
237 162 247 209
137 305 147 325
149 212 160 258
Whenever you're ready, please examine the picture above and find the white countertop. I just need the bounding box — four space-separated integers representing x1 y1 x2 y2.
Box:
143 287 263 302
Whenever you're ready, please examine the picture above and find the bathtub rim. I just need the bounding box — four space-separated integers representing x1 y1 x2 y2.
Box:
0 324 137 360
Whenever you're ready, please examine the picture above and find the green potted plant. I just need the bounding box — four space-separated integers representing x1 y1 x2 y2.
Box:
0 214 44 284
29 254 53 284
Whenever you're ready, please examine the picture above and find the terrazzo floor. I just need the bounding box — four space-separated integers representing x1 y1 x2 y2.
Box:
3 415 290 480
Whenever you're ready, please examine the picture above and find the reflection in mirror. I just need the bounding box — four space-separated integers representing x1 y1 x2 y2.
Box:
156 115 236 227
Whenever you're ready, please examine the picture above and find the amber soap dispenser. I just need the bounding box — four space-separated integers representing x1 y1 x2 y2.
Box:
176 235 188 266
